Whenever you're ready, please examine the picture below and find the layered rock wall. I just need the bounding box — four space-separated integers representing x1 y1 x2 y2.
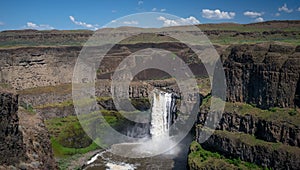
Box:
0 46 81 89
200 130 300 170
223 44 300 109
197 110 300 147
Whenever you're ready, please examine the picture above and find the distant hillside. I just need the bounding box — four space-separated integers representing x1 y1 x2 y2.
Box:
197 20 300 32
0 20 299 48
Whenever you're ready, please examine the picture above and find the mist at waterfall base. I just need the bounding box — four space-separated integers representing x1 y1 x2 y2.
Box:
85 89 194 170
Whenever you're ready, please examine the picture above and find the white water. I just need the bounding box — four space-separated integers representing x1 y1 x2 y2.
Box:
151 90 173 138
87 153 100 165
86 89 176 168
106 162 136 170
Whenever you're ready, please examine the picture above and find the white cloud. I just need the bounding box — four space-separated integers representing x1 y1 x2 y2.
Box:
69 16 98 30
278 4 293 13
152 8 166 12
138 1 143 5
255 17 264 22
243 11 263 18
123 20 139 25
25 22 54 30
202 9 235 19
298 7 300 11
0 21 4 26
275 13 281 16
111 10 117 13
157 16 200 27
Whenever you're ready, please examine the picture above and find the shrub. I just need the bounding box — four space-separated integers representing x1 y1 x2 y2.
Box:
288 109 298 116
268 107 277 112
20 101 35 113
57 122 92 148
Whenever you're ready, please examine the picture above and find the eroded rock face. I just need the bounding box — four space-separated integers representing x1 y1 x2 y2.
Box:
200 130 300 170
0 42 207 90
0 30 92 45
193 43 300 169
18 110 57 170
0 46 81 90
223 43 300 109
0 89 57 169
0 90 26 166
3 43 299 110
197 110 300 147
18 81 153 119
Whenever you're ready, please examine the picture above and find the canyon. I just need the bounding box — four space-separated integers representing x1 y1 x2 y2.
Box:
0 21 300 169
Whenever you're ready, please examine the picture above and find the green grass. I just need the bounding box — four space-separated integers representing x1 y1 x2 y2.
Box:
201 96 300 126
209 35 300 46
18 99 37 114
56 154 83 170
18 105 36 115
45 110 120 137
196 21 300 33
50 137 100 158
46 114 94 149
34 96 113 109
35 96 151 113
45 109 132 158
213 130 299 153
1 21 300 48
224 102 300 126
288 109 298 116
18 83 72 95
46 115 92 155
35 100 73 109
0 83 12 89
188 141 268 170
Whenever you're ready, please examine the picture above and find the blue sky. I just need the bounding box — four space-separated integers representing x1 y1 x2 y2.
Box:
0 0 300 30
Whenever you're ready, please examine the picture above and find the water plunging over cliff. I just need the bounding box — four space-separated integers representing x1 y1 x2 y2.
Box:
123 89 177 140
85 89 181 169
150 89 176 138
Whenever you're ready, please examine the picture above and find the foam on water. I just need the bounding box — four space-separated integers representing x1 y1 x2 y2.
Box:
85 89 178 168
105 162 136 170
87 153 101 165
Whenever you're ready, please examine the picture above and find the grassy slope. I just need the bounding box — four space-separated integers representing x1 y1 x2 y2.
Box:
188 141 267 170
201 95 300 126
1 21 300 48
44 109 127 169
45 115 99 158
18 83 72 96
189 130 300 169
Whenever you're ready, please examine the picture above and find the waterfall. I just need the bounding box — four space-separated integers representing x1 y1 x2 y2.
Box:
86 89 179 161
150 89 176 138
122 89 177 140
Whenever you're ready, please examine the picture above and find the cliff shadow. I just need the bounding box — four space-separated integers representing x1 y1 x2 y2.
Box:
294 78 300 108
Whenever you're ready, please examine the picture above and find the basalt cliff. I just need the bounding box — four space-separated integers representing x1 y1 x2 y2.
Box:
193 43 300 169
0 21 300 169
223 43 300 109
0 88 57 170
